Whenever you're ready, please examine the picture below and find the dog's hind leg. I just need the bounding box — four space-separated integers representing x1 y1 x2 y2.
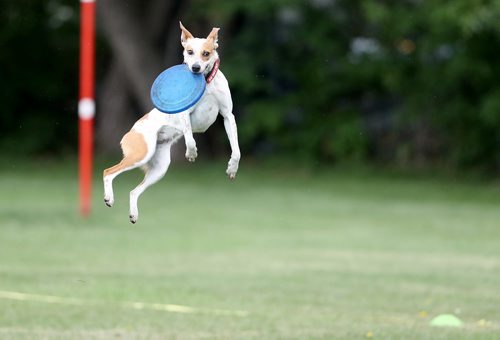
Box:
128 141 172 224
103 129 156 207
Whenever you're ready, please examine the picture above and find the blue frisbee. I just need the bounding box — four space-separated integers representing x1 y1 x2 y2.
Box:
150 64 206 114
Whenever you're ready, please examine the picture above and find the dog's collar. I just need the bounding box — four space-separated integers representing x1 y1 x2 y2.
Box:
205 58 220 84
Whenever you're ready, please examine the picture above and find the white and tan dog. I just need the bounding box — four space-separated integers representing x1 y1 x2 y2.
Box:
103 22 240 223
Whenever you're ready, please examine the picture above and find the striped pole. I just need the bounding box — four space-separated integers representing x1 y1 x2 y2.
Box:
78 0 95 217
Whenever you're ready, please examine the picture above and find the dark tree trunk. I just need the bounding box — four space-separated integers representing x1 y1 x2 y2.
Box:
96 0 188 155
96 61 136 154
97 0 162 109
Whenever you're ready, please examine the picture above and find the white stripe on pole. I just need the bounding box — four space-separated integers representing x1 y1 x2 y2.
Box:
78 98 95 120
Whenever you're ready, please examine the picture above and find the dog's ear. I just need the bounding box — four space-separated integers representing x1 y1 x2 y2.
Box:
179 21 194 47
207 27 220 49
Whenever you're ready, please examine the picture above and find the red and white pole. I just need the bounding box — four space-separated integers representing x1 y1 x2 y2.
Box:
78 0 95 217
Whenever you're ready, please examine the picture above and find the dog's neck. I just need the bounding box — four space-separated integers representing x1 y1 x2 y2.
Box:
205 58 220 84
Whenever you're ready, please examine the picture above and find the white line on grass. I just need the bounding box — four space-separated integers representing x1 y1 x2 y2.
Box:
0 290 248 317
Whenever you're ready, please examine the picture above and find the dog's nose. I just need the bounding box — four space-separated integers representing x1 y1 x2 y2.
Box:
191 64 201 73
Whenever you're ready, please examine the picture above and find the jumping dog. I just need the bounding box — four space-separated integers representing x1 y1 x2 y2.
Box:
103 22 240 223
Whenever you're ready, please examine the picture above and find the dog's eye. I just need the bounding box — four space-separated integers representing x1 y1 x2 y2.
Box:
187 50 194 55
202 51 210 57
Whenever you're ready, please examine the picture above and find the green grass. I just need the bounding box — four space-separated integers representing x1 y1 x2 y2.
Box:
0 159 499 339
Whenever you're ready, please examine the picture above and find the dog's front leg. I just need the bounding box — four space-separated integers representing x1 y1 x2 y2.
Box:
179 110 197 162
221 111 241 179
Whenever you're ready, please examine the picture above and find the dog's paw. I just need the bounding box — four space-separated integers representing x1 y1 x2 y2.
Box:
129 214 138 224
226 170 237 180
104 196 114 207
226 157 239 180
185 147 198 162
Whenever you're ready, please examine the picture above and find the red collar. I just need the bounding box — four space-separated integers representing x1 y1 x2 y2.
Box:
205 58 220 84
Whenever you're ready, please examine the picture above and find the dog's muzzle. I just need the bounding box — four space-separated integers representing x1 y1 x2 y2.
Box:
191 63 201 73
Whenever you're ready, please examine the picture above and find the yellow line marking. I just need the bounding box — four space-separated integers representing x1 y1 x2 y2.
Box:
0 290 248 317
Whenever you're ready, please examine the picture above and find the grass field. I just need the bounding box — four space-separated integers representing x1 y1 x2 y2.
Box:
0 159 499 339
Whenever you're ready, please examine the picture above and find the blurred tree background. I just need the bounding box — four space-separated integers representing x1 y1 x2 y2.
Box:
1 0 499 173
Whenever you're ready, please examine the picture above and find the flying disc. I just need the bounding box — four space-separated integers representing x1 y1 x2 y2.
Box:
150 64 206 114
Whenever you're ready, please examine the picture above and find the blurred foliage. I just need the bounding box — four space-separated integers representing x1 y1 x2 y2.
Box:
0 0 79 155
192 0 500 171
1 0 499 172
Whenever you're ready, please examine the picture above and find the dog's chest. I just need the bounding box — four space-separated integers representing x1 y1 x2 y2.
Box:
190 93 219 133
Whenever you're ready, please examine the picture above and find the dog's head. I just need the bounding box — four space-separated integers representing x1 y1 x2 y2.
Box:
180 22 220 75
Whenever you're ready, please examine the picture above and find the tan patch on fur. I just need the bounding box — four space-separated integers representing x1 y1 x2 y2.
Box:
103 130 148 177
103 162 123 178
201 27 219 61
121 130 148 162
201 40 215 61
